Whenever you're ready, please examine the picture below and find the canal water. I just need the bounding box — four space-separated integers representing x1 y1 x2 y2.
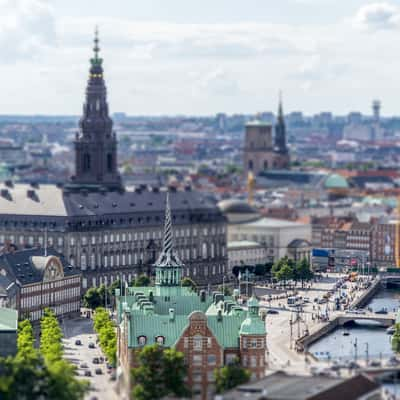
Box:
309 288 400 361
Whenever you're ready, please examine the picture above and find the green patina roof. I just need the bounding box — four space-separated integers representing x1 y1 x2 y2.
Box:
324 173 349 189
0 307 18 331
118 285 265 350
239 316 266 335
129 314 189 348
207 315 245 348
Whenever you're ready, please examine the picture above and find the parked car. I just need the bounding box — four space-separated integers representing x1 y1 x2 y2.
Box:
75 339 82 346
88 342 95 349
92 357 100 364
84 370 92 377
95 368 102 375
266 309 279 315
80 363 88 369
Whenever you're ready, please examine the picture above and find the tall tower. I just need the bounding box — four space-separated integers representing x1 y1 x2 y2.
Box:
70 28 122 190
154 191 183 295
275 93 288 154
372 99 381 123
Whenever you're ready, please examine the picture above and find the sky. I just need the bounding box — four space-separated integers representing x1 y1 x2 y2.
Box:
1 0 400 116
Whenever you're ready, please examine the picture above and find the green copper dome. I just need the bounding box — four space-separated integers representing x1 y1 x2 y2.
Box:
239 296 266 335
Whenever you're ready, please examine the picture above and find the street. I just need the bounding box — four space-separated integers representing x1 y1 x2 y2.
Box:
62 317 119 400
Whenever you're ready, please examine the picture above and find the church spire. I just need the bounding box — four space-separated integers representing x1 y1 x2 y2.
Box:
275 91 288 154
154 191 183 287
70 28 122 191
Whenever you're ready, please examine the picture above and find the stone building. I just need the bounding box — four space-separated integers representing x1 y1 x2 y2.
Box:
0 31 227 290
243 98 290 176
0 248 81 321
116 194 266 400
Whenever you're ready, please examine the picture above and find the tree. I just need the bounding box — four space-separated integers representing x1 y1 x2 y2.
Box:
181 276 197 291
272 257 295 286
296 258 313 287
93 307 117 367
0 313 88 400
131 344 189 400
218 284 233 296
392 323 400 353
214 358 250 394
132 274 151 287
83 287 103 309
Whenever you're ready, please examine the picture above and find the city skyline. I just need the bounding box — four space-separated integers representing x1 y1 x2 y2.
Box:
1 0 400 116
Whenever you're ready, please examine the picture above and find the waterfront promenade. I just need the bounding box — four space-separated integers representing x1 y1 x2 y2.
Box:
257 273 393 374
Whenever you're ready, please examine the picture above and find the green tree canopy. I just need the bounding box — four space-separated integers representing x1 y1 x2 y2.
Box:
131 344 189 400
214 358 250 394
83 286 104 310
132 274 151 287
181 276 197 291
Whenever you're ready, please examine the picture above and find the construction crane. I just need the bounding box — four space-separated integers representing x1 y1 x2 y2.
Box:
247 171 255 205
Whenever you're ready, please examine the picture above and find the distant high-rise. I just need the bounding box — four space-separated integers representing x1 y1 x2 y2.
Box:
71 28 122 190
372 99 381 123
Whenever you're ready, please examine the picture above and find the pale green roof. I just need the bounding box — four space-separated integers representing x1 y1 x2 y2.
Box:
118 286 265 350
324 174 349 189
0 307 18 331
239 316 266 335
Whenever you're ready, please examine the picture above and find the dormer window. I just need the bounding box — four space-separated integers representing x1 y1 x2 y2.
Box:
156 336 165 345
137 336 147 346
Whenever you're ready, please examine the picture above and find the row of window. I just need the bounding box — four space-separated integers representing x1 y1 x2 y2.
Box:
21 287 79 309
21 277 80 294
0 224 227 248
27 301 80 321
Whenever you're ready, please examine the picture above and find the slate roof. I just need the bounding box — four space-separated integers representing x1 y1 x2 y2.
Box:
222 371 379 400
0 247 80 285
0 183 222 220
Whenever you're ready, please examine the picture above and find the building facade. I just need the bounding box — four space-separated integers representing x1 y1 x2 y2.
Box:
116 195 266 400
0 248 81 321
0 32 227 289
227 241 268 272
228 217 311 263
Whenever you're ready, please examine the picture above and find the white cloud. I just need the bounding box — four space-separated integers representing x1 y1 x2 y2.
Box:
0 0 56 62
196 68 240 96
353 2 400 31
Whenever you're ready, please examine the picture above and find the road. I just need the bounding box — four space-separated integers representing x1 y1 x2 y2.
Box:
61 317 119 400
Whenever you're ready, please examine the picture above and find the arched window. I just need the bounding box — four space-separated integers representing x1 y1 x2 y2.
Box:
107 153 113 173
83 153 91 172
248 160 253 170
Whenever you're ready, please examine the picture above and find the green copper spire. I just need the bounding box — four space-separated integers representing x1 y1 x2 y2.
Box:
154 191 183 287
91 26 103 67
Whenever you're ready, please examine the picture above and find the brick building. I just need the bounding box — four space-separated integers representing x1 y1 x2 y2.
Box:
0 248 81 321
116 194 266 400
